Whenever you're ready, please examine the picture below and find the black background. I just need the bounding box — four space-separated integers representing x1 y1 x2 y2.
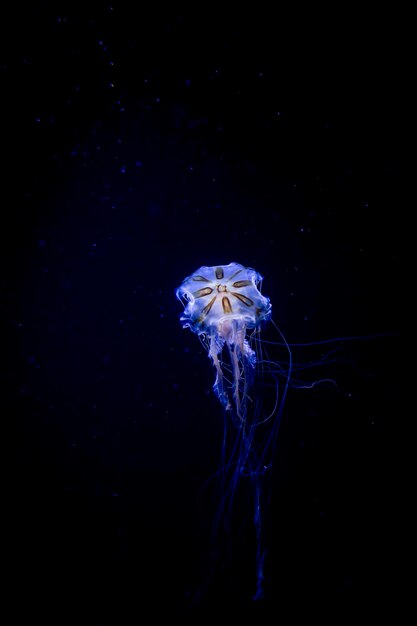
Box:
2 3 402 622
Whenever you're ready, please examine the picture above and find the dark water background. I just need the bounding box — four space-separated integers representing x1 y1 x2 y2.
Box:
2 4 402 622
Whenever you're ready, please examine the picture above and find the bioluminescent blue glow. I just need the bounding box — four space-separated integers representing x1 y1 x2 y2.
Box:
176 262 292 600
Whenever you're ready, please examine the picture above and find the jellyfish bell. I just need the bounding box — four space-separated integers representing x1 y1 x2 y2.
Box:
176 262 272 333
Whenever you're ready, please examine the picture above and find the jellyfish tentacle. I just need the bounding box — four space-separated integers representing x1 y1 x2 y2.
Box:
209 335 231 411
228 341 244 422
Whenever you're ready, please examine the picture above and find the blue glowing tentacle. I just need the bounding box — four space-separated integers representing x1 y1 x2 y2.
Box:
229 342 244 422
253 480 266 601
209 335 231 411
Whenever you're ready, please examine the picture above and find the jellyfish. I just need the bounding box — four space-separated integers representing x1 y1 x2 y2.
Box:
176 262 396 607
176 262 292 601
